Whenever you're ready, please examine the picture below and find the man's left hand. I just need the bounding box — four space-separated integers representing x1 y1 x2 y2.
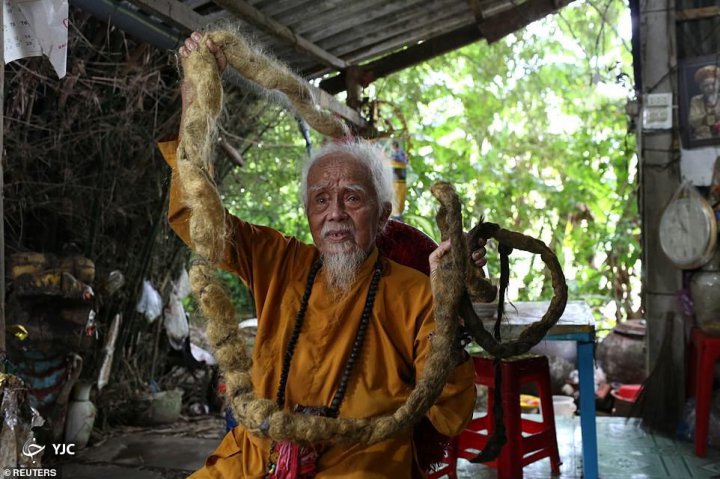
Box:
471 238 488 268
429 238 488 275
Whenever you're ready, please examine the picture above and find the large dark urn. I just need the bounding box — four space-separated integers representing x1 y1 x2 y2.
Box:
596 319 647 385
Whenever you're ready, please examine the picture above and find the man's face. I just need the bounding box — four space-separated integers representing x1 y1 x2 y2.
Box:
700 77 720 98
306 153 386 256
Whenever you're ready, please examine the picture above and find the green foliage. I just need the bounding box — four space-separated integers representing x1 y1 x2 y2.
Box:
219 0 640 329
217 269 256 319
375 0 639 329
221 106 316 245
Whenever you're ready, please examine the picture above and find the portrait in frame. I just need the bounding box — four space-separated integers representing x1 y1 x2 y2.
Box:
678 54 720 149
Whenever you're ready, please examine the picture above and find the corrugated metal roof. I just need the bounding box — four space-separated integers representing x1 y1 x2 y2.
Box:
96 0 574 124
129 0 574 83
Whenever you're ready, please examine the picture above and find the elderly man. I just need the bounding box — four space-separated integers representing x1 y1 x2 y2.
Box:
160 32 487 478
689 64 720 139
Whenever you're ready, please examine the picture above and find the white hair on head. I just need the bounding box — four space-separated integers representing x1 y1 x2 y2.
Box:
300 140 394 217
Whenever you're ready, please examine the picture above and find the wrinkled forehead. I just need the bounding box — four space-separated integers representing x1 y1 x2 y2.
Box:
307 153 376 194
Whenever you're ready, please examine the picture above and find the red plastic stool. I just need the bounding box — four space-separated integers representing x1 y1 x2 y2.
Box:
688 328 720 457
436 355 561 479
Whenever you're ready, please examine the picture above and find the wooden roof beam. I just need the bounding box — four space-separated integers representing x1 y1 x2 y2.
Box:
467 0 520 20
335 16 473 62
210 0 348 70
319 24 483 94
318 3 471 56
183 0 214 9
476 0 575 43
125 0 205 30
466 0 485 22
676 6 720 22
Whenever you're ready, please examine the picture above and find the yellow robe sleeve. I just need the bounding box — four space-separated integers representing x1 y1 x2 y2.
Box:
414 307 476 436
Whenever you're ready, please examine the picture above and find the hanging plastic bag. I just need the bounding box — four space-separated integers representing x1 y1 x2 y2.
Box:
164 294 189 350
190 343 217 365
173 269 191 300
136 280 162 323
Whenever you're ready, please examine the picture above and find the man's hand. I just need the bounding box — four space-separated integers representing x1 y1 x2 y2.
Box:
428 240 450 276
429 238 488 276
179 31 228 73
471 238 488 268
178 32 228 140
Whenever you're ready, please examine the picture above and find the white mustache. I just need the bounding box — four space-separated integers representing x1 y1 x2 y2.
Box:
321 223 354 237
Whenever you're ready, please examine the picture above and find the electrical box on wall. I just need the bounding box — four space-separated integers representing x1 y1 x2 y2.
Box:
642 93 673 130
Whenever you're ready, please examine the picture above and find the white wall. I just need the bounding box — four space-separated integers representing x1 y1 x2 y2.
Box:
681 147 720 186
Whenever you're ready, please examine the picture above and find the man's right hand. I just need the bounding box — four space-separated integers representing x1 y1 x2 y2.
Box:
179 31 228 74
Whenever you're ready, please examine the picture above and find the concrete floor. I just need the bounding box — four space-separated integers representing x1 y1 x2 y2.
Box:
455 416 720 478
49 415 720 478
51 416 225 479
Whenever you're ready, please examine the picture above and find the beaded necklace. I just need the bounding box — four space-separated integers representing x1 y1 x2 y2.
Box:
275 256 383 417
267 256 383 477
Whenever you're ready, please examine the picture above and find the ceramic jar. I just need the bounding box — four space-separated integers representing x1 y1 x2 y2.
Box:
596 319 647 384
691 250 720 332
64 383 96 448
136 389 183 426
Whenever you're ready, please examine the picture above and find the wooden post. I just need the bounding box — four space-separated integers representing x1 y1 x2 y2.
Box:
345 66 362 111
0 0 6 372
638 0 681 370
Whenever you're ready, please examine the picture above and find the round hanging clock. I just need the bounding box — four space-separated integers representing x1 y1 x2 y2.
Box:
659 187 717 269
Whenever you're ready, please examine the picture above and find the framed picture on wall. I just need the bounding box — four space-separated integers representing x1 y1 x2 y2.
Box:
678 54 720 149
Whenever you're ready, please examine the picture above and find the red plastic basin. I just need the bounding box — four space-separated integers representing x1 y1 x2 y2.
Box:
612 384 642 402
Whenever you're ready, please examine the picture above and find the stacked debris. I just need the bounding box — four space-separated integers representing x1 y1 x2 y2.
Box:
3 8 274 434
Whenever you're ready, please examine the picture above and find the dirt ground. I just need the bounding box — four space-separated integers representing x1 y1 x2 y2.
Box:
49 414 226 478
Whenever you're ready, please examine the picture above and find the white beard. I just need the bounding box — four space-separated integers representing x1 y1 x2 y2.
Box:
322 248 366 297
320 223 367 297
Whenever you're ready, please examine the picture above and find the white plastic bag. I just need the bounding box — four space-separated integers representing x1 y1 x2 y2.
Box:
164 294 188 350
136 280 162 322
173 269 191 300
190 343 217 365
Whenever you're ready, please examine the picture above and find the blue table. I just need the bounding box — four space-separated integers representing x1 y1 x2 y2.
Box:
476 300 598 479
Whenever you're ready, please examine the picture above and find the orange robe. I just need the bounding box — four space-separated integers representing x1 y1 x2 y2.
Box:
158 140 475 478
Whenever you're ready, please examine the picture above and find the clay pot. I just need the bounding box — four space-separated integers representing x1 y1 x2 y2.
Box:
691 250 720 332
141 389 183 425
596 319 647 385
